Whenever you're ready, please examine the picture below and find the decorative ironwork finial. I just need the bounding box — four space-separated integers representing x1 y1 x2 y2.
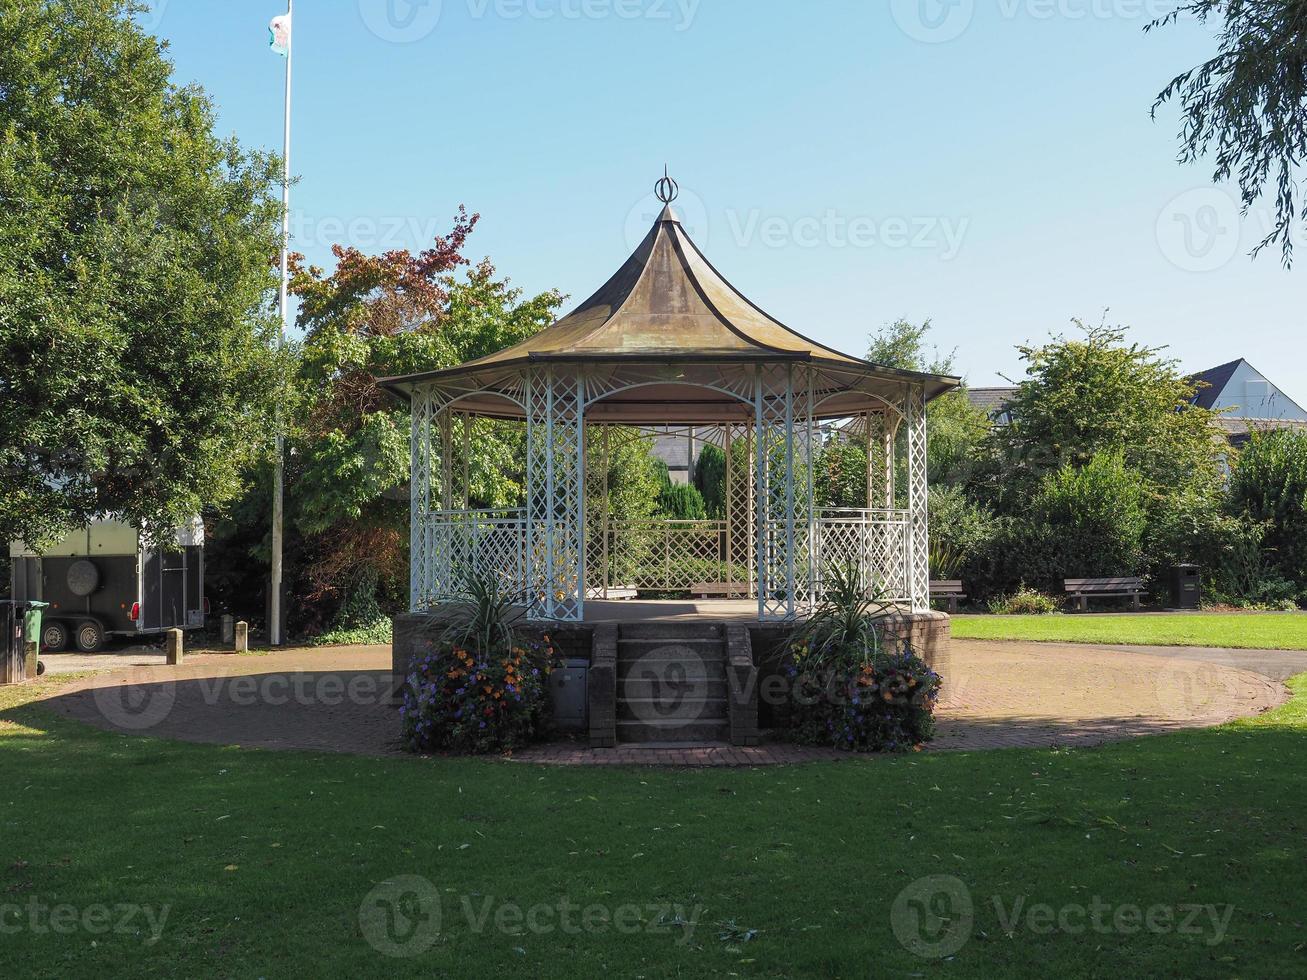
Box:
654 166 679 205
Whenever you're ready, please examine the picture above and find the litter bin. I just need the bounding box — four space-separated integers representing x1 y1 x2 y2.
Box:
1169 564 1201 610
548 658 589 732
1 600 29 685
23 601 48 677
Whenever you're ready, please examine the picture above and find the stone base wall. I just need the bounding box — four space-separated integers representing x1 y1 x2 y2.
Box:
390 610 951 741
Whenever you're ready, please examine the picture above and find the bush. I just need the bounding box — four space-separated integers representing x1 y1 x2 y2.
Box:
782 565 941 752
693 444 726 517
401 637 556 754
658 482 708 520
1229 429 1307 587
928 485 996 578
1031 452 1147 576
310 617 392 646
786 648 940 751
987 586 1060 615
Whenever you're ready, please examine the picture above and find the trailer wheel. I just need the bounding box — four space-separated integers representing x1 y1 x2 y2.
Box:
42 621 69 652
75 621 104 653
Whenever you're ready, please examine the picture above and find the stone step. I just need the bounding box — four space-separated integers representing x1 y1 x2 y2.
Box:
617 697 729 722
616 657 725 681
616 719 731 744
617 622 724 641
619 675 729 699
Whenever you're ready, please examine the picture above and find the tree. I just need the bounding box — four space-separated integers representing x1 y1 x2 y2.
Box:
1150 1 1307 264
991 319 1224 502
0 0 287 546
1228 428 1307 588
865 318 990 487
207 219 565 633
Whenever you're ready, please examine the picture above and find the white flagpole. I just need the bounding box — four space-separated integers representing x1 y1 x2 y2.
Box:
271 0 293 647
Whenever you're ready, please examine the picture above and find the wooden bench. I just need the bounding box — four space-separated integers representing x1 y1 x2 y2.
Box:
930 580 967 614
691 582 751 599
1064 577 1145 612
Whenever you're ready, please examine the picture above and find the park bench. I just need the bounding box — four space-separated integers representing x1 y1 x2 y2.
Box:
1064 577 1145 612
930 580 967 614
691 582 751 599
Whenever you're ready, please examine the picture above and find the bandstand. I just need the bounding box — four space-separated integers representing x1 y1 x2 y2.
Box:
382 178 959 624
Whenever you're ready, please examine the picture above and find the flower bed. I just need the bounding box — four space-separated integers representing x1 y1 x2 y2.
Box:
401 636 560 754
786 643 941 752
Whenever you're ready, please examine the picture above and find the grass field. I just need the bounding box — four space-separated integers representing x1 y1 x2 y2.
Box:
950 612 1307 650
2 674 1307 977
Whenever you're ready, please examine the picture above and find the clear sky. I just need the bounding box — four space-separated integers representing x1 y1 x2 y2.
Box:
143 0 1303 397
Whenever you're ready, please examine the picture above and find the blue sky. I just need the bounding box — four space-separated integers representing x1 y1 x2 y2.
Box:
144 0 1303 397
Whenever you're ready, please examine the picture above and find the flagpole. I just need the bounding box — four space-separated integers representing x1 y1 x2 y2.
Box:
271 0 292 647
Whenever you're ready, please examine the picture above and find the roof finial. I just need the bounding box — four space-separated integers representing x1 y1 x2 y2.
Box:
654 165 679 205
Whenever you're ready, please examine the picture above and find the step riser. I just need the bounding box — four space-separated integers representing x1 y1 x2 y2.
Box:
617 722 730 744
619 677 728 699
617 623 724 641
618 700 728 722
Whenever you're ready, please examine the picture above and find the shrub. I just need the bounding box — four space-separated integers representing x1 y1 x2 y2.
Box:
988 586 1060 615
1031 451 1147 576
658 482 708 520
401 637 556 754
693 444 726 517
401 572 558 755
1229 429 1307 588
310 617 392 646
783 565 941 752
928 485 996 578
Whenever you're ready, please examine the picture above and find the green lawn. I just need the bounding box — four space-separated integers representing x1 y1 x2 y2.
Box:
951 612 1307 650
3 676 1307 978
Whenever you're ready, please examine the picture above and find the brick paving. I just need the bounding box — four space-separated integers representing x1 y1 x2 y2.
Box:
28 639 1298 766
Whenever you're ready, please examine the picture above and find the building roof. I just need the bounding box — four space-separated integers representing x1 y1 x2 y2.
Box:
966 386 1018 419
382 197 960 422
1189 359 1243 410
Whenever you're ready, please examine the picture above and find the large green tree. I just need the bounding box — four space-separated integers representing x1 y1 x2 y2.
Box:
0 0 286 546
991 320 1224 502
274 219 564 629
1150 1 1307 264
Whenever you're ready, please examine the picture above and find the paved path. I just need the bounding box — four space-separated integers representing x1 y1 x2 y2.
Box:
24 639 1298 765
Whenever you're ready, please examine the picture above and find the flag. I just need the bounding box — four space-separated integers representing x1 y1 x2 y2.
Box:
269 12 291 56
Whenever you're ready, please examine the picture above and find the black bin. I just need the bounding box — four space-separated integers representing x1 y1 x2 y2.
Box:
1 600 29 685
1168 564 1201 610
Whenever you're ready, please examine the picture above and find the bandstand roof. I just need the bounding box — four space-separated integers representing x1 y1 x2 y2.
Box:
382 191 960 423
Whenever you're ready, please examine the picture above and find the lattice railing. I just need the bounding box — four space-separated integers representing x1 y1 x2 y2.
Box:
813 508 912 606
414 509 527 608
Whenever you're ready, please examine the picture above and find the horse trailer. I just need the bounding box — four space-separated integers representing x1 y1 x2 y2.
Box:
9 519 206 652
